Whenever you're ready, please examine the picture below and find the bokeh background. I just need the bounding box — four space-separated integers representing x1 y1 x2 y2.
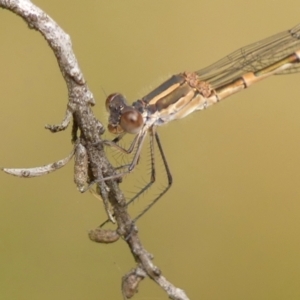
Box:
1 1 300 299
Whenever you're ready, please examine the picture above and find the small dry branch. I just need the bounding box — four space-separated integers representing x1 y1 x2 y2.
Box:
0 1 189 299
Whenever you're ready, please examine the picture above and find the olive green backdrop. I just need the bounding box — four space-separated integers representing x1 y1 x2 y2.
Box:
1 1 300 299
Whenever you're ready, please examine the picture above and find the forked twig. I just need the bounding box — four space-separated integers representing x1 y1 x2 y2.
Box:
0 1 189 299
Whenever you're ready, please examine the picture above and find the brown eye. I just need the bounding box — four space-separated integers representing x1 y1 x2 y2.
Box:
105 93 118 112
120 108 143 134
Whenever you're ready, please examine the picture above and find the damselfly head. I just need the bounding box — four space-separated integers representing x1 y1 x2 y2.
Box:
106 93 144 135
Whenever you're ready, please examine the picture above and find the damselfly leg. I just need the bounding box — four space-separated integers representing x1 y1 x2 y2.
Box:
99 124 172 226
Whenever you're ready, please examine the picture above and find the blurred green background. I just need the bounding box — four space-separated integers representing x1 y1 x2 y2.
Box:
1 1 300 299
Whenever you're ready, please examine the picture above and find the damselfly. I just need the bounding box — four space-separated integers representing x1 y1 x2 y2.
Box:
100 23 300 222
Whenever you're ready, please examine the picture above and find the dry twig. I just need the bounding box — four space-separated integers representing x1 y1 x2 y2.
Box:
0 0 189 299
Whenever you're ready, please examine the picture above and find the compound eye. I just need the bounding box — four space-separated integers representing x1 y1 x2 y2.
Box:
120 108 143 134
106 93 128 112
105 93 118 112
